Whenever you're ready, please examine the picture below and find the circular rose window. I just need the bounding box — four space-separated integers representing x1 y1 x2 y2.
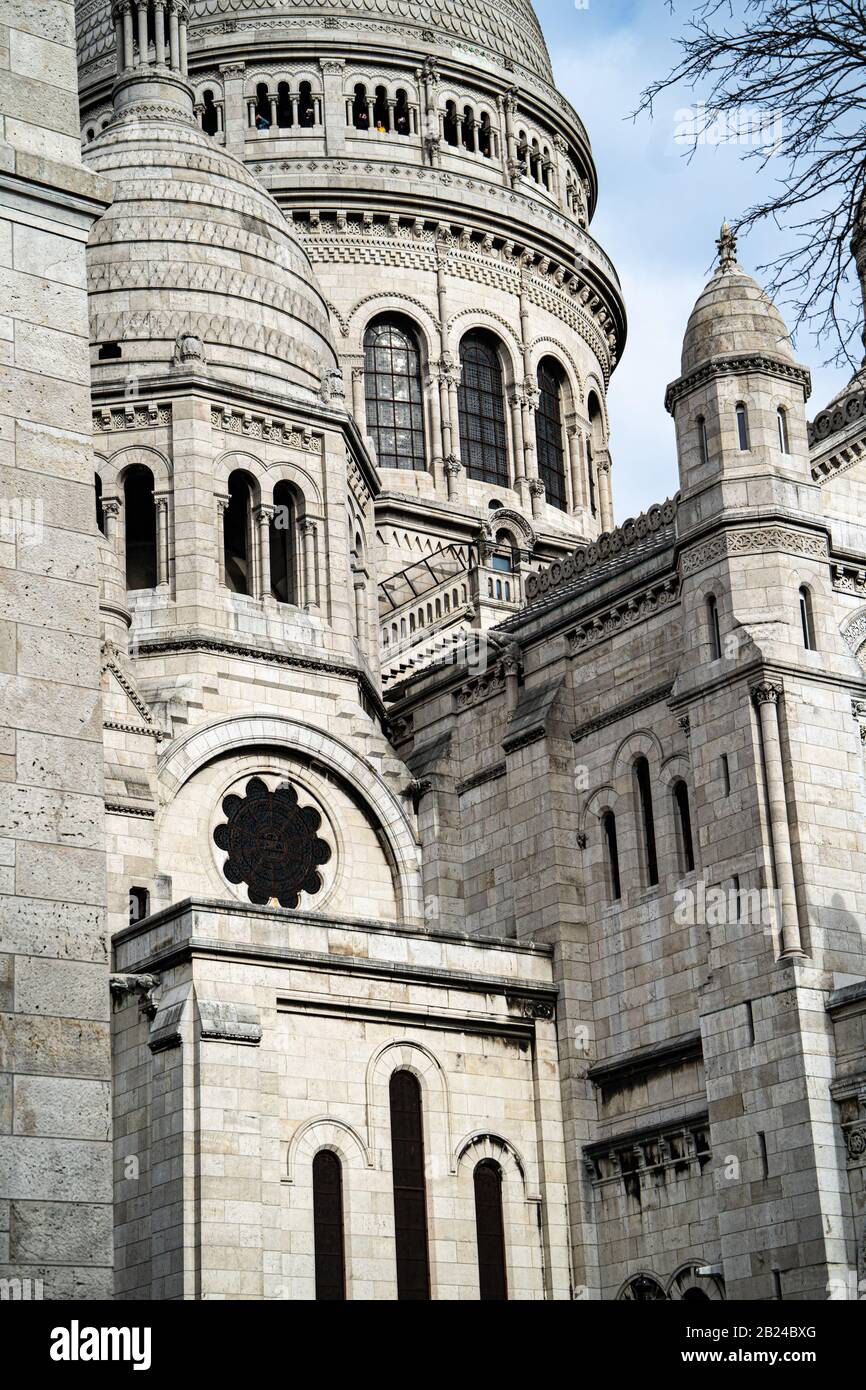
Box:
212 776 332 908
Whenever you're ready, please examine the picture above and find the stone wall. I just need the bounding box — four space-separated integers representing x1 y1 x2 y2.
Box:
0 0 113 1297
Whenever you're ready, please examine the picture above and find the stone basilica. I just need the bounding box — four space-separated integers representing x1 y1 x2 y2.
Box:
2 0 866 1301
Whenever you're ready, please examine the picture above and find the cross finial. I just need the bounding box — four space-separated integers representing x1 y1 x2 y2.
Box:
717 220 738 271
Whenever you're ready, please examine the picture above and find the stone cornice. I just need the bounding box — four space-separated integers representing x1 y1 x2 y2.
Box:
587 1031 703 1092
665 353 812 413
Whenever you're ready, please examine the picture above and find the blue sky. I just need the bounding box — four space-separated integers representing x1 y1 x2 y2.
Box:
534 0 857 519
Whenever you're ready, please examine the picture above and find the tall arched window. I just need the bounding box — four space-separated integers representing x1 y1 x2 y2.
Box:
735 402 750 451
363 318 426 471
707 594 722 660
269 481 297 604
602 810 621 901
458 331 509 485
299 81 314 127
352 83 369 128
777 405 790 453
312 1150 346 1300
587 392 604 517
473 1160 508 1300
444 100 459 145
255 83 270 126
697 414 709 465
201 89 219 136
389 1070 430 1300
462 104 475 151
276 81 292 128
373 84 389 131
536 358 567 510
95 473 105 535
634 756 659 887
123 466 157 590
673 780 695 874
224 470 254 594
799 585 816 650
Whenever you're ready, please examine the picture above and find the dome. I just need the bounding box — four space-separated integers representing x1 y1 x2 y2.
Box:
680 224 795 376
77 0 554 88
85 94 337 402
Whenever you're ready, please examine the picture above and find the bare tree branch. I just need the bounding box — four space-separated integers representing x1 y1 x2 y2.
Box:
635 0 866 367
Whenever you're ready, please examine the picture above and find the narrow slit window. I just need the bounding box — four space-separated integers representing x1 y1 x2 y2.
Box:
735 403 749 451
707 595 722 661
313 1150 346 1301
697 414 709 465
777 406 790 453
473 1160 508 1300
634 756 658 887
389 1070 430 1300
799 586 816 650
602 810 621 901
673 780 695 874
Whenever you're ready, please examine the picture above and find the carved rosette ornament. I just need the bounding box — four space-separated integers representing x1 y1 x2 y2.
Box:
213 776 331 908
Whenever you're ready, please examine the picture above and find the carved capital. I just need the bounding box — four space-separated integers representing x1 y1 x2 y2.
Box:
751 681 782 707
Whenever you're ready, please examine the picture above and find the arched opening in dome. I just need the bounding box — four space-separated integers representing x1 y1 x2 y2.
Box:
535 356 567 511
363 316 426 471
95 473 105 536
462 105 476 152
351 529 368 646
299 81 315 128
394 89 410 135
85 127 95 143
373 85 389 132
530 138 541 183
276 81 292 128
255 83 271 130
457 331 509 486
479 112 493 158
201 89 219 137
444 100 459 147
123 466 157 591
269 481 299 605
587 391 604 518
541 145 552 189
352 84 369 129
224 470 255 594
98 342 122 360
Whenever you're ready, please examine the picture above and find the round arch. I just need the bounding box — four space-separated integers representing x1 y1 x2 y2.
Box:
667 1261 726 1301
365 1039 453 1171
286 1116 373 1183
105 443 172 493
157 714 422 924
611 728 664 781
454 1131 540 1202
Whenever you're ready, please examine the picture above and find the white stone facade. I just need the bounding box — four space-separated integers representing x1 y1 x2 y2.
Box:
0 0 864 1302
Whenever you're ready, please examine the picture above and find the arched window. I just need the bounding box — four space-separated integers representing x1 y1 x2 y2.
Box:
394 89 410 134
389 1070 430 1300
620 1274 667 1301
634 756 659 887
373 84 389 132
95 473 105 535
276 81 292 128
735 402 749 451
697 414 709 466
478 112 492 157
602 810 621 901
587 392 605 517
312 1150 346 1301
123 466 157 590
777 405 790 453
255 83 271 128
201 89 219 136
457 331 509 486
462 105 475 151
799 585 816 650
352 83 369 129
224 470 254 594
535 358 567 510
363 318 426 471
444 100 459 146
707 594 722 660
269 481 297 604
473 1160 508 1300
541 145 551 189
299 81 314 128
673 780 695 874
85 127 95 143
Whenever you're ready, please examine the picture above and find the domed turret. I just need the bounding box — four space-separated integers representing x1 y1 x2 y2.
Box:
84 17 337 403
680 223 795 376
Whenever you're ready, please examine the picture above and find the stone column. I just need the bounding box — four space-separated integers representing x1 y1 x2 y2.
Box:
102 497 122 554
136 0 149 67
178 9 188 74
353 569 367 648
115 6 126 74
751 682 804 958
349 362 367 438
154 492 170 588
596 448 614 531
319 59 346 155
168 0 180 70
257 506 273 601
220 63 247 159
567 425 584 512
122 1 135 70
153 0 167 66
215 494 229 588
302 518 319 611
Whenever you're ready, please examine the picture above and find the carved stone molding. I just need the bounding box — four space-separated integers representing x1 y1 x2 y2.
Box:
665 353 812 413
566 576 680 654
680 524 828 578
526 496 678 602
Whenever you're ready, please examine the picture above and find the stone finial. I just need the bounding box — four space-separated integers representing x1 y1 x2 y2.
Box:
716 220 738 272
